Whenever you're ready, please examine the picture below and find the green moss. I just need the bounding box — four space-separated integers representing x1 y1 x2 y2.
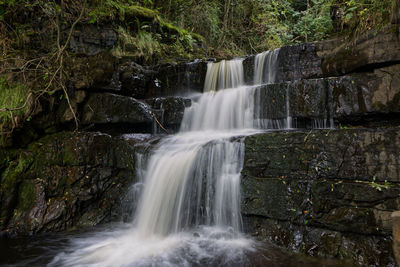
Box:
0 75 30 131
160 20 187 35
1 161 20 191
63 143 80 166
123 5 158 20
18 181 35 211
190 32 205 42
1 152 33 184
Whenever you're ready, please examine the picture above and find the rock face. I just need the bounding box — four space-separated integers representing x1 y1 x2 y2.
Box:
70 25 118 56
241 128 400 266
243 24 400 85
0 132 158 235
238 23 400 267
392 211 400 265
81 93 154 126
151 60 209 96
254 64 400 127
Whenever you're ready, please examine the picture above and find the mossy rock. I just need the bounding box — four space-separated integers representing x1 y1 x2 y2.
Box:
122 5 158 20
17 181 35 211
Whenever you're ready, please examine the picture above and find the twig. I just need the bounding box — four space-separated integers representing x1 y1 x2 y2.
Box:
152 112 169 134
57 6 84 60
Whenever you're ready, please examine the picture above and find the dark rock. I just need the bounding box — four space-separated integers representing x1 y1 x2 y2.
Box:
119 61 156 98
243 43 323 84
392 211 400 265
70 25 118 56
0 132 159 235
243 216 395 267
242 128 400 266
243 129 400 182
151 60 208 96
243 24 400 84
254 64 400 127
81 93 154 127
67 51 117 90
320 24 400 76
146 97 191 127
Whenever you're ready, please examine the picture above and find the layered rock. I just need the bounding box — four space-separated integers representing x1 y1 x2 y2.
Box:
241 128 400 266
254 64 400 127
243 23 400 85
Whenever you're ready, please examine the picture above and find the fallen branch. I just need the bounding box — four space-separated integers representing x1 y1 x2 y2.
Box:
152 112 170 134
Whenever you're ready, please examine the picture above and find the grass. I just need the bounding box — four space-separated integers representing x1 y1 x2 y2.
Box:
0 75 30 131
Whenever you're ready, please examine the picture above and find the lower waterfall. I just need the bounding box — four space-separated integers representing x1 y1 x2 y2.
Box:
49 64 264 266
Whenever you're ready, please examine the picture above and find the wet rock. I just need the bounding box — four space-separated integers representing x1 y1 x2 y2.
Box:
151 60 208 96
145 97 191 129
254 64 400 127
243 216 395 267
67 51 117 90
242 128 400 266
119 61 156 98
0 132 159 235
81 93 154 127
392 211 400 265
243 43 322 84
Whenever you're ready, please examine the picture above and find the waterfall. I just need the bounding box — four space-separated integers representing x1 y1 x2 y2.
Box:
135 133 245 237
253 49 280 85
50 51 333 266
50 58 260 267
203 59 244 92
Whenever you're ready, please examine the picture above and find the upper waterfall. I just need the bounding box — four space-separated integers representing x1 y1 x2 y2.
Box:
254 49 280 85
203 59 244 92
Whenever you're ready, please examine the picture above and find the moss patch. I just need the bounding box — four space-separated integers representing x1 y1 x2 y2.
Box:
18 181 35 211
123 5 158 20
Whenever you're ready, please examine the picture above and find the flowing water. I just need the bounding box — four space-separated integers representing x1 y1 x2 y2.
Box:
1 51 340 267
47 56 261 266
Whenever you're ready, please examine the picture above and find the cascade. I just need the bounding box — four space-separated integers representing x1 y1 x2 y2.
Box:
253 49 280 85
203 59 244 91
50 50 331 266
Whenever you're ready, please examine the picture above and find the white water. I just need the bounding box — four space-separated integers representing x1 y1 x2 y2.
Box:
50 57 266 267
254 49 280 85
203 59 244 92
50 49 335 266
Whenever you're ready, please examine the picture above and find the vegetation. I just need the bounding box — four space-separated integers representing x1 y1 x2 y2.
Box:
146 0 396 56
0 0 397 135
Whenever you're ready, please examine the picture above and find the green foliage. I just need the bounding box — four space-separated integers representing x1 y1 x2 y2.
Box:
116 26 161 62
0 76 30 130
147 0 395 56
331 0 394 35
292 0 333 42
